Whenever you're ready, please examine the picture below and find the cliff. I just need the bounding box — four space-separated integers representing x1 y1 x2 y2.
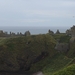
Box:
0 34 56 72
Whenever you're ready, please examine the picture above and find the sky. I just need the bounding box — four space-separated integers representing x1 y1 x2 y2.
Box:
0 0 75 28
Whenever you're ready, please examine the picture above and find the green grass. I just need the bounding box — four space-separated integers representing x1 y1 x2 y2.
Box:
53 64 75 75
42 54 71 75
0 37 7 45
59 35 71 43
53 34 71 43
52 34 66 40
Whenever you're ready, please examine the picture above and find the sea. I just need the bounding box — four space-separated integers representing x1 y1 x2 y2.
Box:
0 26 69 35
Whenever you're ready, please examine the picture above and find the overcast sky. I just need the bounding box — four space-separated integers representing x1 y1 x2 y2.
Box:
0 0 75 28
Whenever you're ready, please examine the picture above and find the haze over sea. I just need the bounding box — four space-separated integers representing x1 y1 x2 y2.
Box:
0 26 69 35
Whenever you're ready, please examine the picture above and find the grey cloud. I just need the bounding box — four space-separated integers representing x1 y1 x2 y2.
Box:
0 0 75 27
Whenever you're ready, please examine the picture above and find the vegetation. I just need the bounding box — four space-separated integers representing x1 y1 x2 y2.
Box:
67 42 75 58
37 34 75 75
42 54 71 75
53 64 75 75
53 34 71 43
0 32 75 75
0 34 56 71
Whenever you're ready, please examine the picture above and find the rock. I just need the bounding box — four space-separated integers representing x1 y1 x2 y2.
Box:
66 25 75 37
55 43 69 52
70 37 75 43
24 31 31 36
48 29 54 35
32 71 44 75
55 29 60 34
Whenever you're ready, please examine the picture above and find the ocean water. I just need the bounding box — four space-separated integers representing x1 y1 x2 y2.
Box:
0 26 68 35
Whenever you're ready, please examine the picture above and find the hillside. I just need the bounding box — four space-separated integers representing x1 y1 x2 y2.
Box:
0 33 75 75
0 34 56 72
42 34 75 75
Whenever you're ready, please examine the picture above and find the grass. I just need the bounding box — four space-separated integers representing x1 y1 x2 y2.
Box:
42 53 71 75
53 34 71 43
0 34 75 75
0 37 7 45
53 64 75 75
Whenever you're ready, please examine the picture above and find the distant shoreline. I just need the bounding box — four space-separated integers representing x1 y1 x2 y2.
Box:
0 26 67 34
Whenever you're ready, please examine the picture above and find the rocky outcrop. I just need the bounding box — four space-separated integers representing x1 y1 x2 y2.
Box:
55 43 69 52
24 31 31 36
66 25 75 37
70 37 75 43
48 29 54 35
55 29 60 34
32 71 44 75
